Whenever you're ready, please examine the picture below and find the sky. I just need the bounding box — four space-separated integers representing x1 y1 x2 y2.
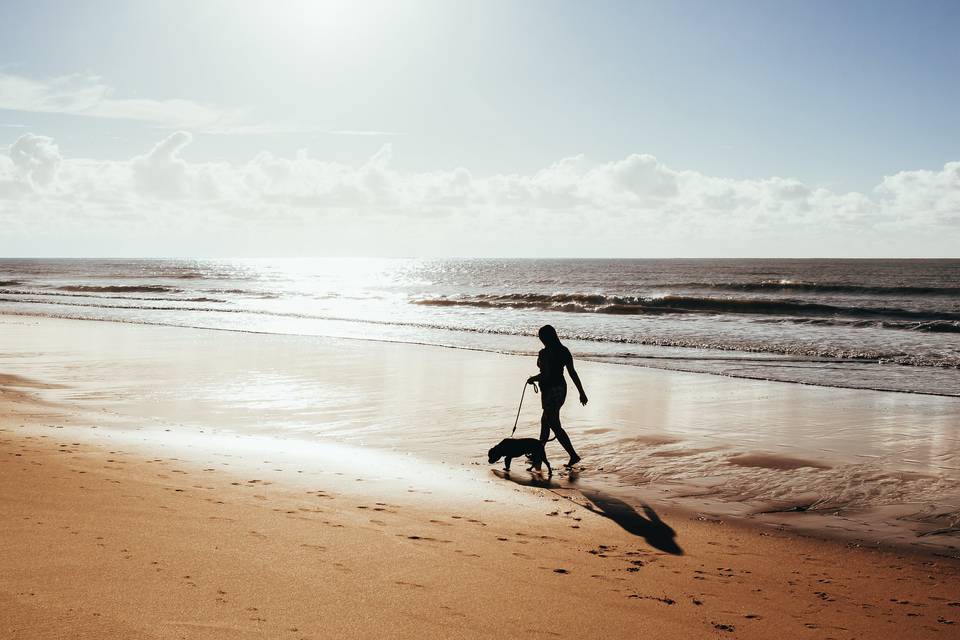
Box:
0 0 958 257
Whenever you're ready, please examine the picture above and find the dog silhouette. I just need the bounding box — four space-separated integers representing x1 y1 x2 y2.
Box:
488 438 552 476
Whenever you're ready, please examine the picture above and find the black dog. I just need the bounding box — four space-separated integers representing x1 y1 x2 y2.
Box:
488 438 552 476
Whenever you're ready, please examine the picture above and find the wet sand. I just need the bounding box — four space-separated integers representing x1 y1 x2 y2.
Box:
1 316 958 549
2 317 960 637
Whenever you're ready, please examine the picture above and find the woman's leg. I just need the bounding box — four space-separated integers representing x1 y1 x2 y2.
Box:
539 408 559 442
541 408 580 462
552 420 579 460
535 409 561 471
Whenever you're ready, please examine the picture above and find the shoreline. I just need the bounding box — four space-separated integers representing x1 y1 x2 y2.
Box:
1 315 959 555
3 363 960 638
2 307 957 399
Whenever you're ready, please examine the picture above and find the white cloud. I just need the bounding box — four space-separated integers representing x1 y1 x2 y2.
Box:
327 130 404 137
131 130 194 198
8 132 61 187
875 162 960 225
0 72 243 130
200 123 329 136
0 73 404 137
0 130 957 256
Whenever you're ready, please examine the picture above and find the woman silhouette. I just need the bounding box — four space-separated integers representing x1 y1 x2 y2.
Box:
526 325 587 467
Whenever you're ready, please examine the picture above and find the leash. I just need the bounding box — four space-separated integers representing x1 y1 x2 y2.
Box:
510 380 537 437
508 380 557 442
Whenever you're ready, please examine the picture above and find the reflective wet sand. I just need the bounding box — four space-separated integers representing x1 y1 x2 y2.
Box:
2 316 958 551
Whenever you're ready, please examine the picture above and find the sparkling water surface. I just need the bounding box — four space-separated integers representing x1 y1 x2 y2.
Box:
1 258 958 396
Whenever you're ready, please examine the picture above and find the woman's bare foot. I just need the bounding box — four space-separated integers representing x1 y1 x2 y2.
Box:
565 454 581 467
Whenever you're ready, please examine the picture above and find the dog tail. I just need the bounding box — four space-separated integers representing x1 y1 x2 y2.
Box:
545 435 556 442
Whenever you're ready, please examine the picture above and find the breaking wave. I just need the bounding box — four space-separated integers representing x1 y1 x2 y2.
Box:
57 284 182 294
414 293 960 323
660 280 960 296
4 294 958 372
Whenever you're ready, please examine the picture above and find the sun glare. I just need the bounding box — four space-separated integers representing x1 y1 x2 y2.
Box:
250 0 392 56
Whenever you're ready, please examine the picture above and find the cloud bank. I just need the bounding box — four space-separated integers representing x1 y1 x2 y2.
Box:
1 130 957 257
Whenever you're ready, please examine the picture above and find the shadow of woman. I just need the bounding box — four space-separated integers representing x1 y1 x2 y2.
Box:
491 469 683 555
579 489 683 555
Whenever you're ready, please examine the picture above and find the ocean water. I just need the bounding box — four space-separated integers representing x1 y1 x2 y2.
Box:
1 258 957 396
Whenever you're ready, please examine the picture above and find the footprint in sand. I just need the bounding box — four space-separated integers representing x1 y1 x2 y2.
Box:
395 581 425 589
405 535 438 541
628 594 675 605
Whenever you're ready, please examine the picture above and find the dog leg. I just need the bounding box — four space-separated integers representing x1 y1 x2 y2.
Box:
504 456 512 471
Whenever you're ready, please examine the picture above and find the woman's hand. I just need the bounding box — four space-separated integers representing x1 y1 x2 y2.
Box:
526 376 538 385
579 392 589 406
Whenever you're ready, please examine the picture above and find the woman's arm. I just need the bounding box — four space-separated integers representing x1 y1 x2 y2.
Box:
566 356 588 405
528 351 543 385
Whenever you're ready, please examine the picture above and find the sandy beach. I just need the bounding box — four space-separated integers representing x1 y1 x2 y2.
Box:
4 0 958 635
2 317 960 638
